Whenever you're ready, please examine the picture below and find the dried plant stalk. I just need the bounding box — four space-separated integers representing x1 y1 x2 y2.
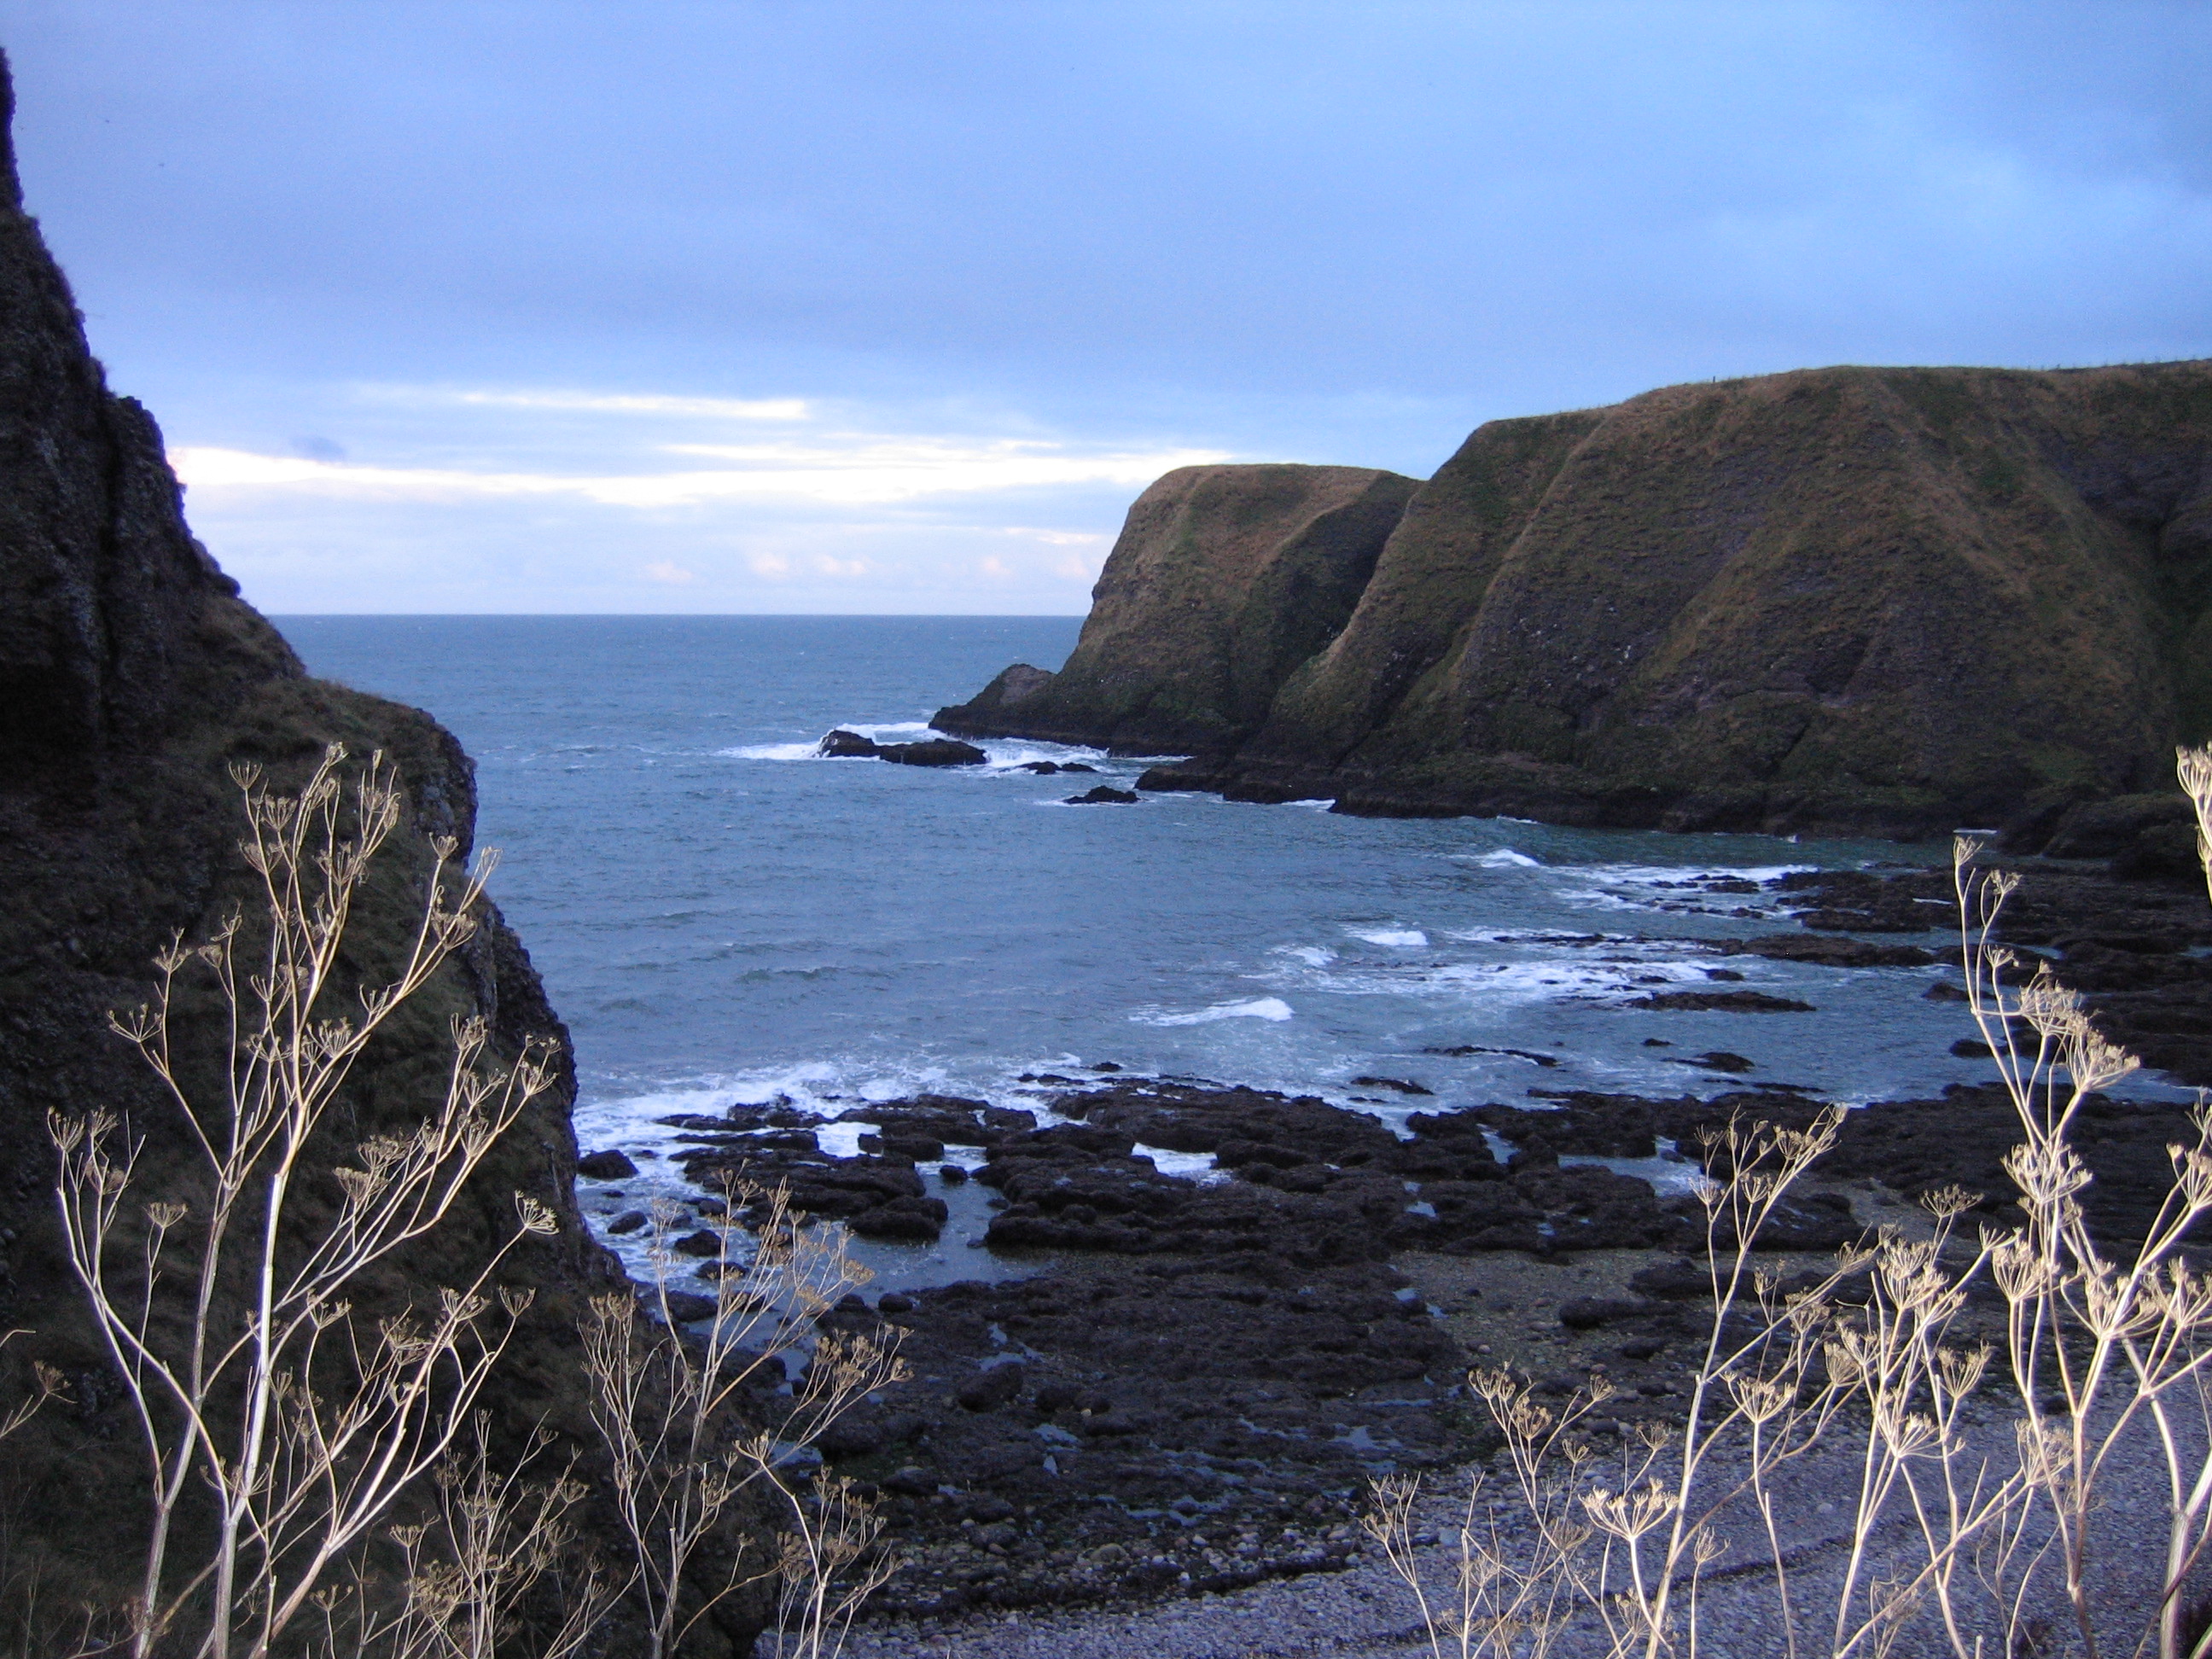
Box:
1372 749 2212 1659
51 746 562 1659
580 1175 907 1659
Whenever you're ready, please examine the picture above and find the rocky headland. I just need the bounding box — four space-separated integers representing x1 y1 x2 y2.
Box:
940 363 2212 843
11 34 2212 1645
0 52 709 1644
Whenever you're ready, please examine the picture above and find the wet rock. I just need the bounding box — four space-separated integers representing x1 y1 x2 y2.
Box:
658 1291 720 1324
867 1257 1464 1615
1423 1044 1560 1066
848 1195 952 1241
1772 859 2212 1086
1671 1051 1755 1073
1348 1075 1433 1096
881 737 988 767
1624 989 1816 1013
576 1149 639 1179
955 1362 1027 1412
818 728 882 758
671 1229 726 1258
1722 934 1937 969
1066 785 1139 804
606 1209 649 1235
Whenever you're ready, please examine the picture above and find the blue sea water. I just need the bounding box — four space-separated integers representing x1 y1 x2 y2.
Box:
275 616 2116 1282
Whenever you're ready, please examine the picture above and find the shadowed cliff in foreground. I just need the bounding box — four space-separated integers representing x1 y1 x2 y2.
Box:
0 52 747 1645
942 363 2212 841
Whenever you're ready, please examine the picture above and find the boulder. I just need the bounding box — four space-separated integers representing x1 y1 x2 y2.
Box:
880 737 987 767
1065 785 1139 804
576 1149 639 1179
818 728 882 757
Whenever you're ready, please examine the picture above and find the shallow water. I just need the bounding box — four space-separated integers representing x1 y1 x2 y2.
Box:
276 616 2140 1287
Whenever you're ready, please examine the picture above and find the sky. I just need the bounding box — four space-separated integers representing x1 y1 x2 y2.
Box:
3 2 2209 614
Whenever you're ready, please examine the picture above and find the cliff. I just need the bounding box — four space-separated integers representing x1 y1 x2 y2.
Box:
0 53 700 1641
936 463 1418 752
943 364 2212 841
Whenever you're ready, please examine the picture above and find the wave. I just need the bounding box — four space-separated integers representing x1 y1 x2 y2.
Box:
1348 927 1429 948
1471 848 1543 869
1134 996 1295 1027
720 719 944 761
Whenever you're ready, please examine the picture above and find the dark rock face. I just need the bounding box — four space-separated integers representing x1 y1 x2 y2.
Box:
934 463 1419 754
1774 859 2212 1086
817 730 987 766
883 737 987 767
948 363 2212 837
1064 785 1138 804
1623 989 1817 1013
0 56 688 1640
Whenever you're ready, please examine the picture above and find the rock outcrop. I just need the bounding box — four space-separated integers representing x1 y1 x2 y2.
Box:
0 54 749 1645
936 463 1419 753
945 364 2212 838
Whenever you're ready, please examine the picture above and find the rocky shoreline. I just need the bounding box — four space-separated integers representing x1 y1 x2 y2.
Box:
566 853 2212 1625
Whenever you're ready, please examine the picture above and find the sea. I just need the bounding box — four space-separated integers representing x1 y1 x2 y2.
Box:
275 616 2168 1289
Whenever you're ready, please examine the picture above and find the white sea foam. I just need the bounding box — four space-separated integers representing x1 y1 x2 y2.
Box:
814 1121 876 1158
1548 860 1819 916
1473 848 1542 869
719 719 946 762
1287 956 1714 1010
979 741 1111 771
1559 1151 1709 1197
1277 945 1337 967
1284 798 1336 810
1132 1143 1230 1184
1349 928 1429 948
1135 997 1295 1027
727 740 824 760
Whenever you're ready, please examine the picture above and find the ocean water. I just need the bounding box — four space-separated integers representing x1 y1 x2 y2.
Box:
274 616 2112 1284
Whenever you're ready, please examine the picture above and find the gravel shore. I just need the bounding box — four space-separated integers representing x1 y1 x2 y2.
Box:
841 1407 2198 1659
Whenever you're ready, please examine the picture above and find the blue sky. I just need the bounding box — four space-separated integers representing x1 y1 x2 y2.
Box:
5 2 2209 613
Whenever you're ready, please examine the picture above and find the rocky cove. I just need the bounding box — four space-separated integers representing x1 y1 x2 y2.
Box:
4 26 2212 1644
564 854 2212 1620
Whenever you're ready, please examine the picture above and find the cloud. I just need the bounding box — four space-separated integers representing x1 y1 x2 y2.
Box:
169 434 1231 509
1003 526 1109 547
445 389 810 422
643 560 695 584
